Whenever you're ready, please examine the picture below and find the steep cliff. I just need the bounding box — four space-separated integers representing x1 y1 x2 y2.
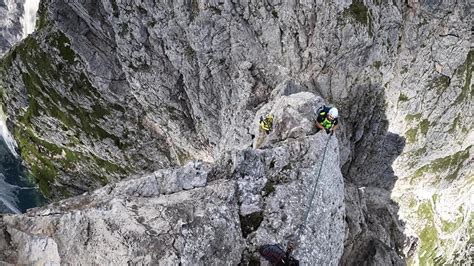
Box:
0 0 471 264
0 0 24 56
0 93 348 265
0 0 46 217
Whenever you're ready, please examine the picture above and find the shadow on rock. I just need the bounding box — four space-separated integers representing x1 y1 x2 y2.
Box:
337 86 407 265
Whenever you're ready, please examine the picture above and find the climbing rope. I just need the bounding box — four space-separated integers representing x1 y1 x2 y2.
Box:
261 134 332 262
295 134 332 242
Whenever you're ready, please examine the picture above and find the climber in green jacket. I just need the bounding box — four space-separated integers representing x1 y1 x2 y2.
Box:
315 106 339 135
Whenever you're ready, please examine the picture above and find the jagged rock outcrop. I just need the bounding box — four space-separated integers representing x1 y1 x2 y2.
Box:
381 4 472 264
0 0 471 264
1 0 400 199
0 93 346 264
0 0 24 56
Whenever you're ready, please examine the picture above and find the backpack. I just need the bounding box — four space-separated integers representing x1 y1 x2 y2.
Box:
259 244 299 266
316 105 331 117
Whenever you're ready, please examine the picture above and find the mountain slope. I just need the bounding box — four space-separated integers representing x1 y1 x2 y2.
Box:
0 0 471 264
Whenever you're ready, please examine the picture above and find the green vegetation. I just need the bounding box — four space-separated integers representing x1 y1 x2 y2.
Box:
441 216 463 233
110 0 119 17
175 147 191 165
430 75 450 94
48 31 76 64
404 114 430 142
373 61 382 70
15 128 58 197
454 50 473 104
405 113 422 122
345 0 369 25
416 201 438 264
448 114 461 134
15 126 126 196
408 197 417 208
410 146 471 183
35 0 49 30
239 211 264 237
468 212 474 242
431 194 438 204
343 0 373 36
419 119 430 135
0 33 129 198
412 200 466 264
248 255 261 265
405 128 417 143
417 201 434 223
398 93 409 102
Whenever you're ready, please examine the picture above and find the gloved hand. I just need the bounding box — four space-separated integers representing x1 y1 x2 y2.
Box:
325 129 331 134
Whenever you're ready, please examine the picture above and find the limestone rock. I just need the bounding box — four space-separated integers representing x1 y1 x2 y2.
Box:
0 0 24 55
0 0 471 264
0 117 345 265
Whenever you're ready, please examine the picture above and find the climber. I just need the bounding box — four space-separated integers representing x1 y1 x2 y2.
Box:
259 114 274 134
259 242 299 265
254 114 274 149
315 106 338 135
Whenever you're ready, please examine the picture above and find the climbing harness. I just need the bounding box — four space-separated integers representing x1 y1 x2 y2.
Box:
295 133 332 241
317 106 336 130
321 118 333 129
259 114 274 134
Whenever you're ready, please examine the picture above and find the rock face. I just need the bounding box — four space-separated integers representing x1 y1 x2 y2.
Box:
381 4 472 264
0 0 24 56
0 0 471 264
0 93 346 265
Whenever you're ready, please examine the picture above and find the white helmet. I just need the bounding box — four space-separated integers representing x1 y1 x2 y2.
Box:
328 107 338 118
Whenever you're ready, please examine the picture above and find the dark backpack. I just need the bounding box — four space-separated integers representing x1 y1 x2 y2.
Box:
317 105 331 117
259 244 299 266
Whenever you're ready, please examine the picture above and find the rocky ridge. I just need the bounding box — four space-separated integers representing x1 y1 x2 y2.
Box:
0 93 349 265
0 0 471 264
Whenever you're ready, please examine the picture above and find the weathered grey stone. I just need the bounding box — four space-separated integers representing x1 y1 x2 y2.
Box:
0 0 24 56
1 180 244 264
0 88 347 264
0 0 471 264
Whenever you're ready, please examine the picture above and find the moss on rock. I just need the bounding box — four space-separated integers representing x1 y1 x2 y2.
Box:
416 201 438 264
410 146 470 183
0 33 130 199
342 0 373 36
454 50 473 104
398 93 409 102
345 0 370 26
405 128 417 144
